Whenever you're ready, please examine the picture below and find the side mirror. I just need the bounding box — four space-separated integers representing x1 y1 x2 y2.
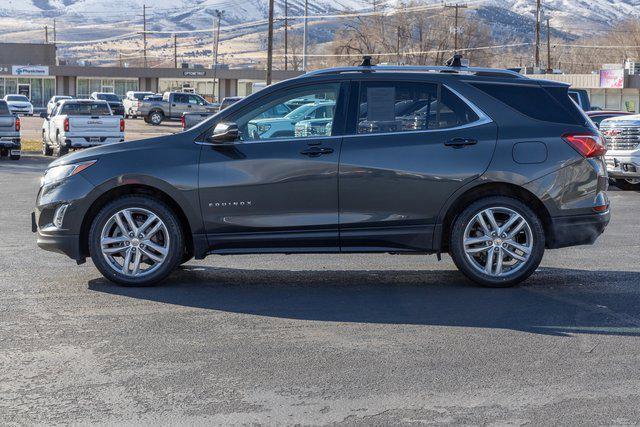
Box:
208 122 239 144
40 112 49 119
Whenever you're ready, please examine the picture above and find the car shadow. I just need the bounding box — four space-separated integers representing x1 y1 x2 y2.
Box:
88 266 640 337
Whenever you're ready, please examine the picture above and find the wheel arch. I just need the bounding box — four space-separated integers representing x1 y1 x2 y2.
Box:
79 184 194 258
437 181 552 251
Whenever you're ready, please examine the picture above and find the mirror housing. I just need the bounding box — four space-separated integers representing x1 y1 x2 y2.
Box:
39 112 49 119
208 122 239 144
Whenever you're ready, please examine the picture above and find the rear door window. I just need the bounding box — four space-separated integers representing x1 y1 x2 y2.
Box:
0 101 10 115
356 81 480 134
471 82 585 125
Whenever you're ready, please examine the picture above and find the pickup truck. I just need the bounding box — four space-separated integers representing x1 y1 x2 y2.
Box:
139 92 218 125
123 91 155 118
600 114 640 190
41 99 125 157
90 92 125 117
0 100 21 160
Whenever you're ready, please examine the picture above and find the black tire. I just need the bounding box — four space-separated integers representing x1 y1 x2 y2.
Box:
43 132 53 156
9 154 20 160
89 195 184 286
449 196 545 288
611 178 640 191
148 110 164 125
0 148 7 158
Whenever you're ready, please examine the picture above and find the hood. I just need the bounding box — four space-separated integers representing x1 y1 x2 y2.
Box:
47 135 171 168
250 117 294 125
600 114 640 126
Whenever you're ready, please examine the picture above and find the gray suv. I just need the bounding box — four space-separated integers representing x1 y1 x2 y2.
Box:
33 62 610 288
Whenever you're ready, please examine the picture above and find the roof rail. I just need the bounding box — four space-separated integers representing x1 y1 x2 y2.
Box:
304 65 527 79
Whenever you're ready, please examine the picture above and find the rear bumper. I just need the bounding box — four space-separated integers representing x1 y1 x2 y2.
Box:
0 137 20 148
64 136 124 148
547 211 610 249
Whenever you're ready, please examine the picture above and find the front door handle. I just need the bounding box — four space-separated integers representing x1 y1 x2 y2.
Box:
300 146 334 157
445 138 478 148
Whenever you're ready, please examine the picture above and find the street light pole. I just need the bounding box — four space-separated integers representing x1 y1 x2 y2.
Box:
302 0 308 71
266 0 274 85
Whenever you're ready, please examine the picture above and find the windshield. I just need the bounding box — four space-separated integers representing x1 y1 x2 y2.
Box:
60 103 112 116
285 104 318 120
132 92 153 100
7 95 29 102
96 94 120 102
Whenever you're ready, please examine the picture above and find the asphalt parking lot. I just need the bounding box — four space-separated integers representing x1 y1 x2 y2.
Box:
18 116 181 145
1 156 640 424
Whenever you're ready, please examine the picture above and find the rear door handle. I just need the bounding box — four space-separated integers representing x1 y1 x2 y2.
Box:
445 138 478 148
300 146 334 157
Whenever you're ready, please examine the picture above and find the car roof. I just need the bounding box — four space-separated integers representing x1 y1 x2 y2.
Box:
601 114 640 122
59 99 109 105
586 110 632 115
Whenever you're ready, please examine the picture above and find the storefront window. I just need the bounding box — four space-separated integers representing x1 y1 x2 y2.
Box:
77 78 138 99
0 77 54 107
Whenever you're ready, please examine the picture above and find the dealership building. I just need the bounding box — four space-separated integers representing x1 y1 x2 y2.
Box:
0 42 302 109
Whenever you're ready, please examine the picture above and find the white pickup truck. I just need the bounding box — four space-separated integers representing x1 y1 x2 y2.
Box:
41 99 125 157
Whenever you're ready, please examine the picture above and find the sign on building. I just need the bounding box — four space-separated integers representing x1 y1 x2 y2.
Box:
599 69 624 89
12 65 49 76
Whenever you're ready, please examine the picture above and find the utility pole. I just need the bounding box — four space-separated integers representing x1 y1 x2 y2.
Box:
284 0 288 71
546 17 552 73
53 19 57 43
45 25 49 44
173 34 178 68
119 52 123 67
212 10 223 100
143 4 148 68
445 3 467 53
302 0 308 71
534 0 541 69
266 0 274 84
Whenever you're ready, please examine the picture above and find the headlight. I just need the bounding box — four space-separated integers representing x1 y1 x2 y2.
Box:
256 124 271 134
42 160 97 186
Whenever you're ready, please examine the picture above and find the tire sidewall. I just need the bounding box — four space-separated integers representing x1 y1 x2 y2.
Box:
89 195 184 286
450 196 545 288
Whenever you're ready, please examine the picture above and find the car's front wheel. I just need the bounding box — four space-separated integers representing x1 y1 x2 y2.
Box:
89 195 184 286
449 196 545 288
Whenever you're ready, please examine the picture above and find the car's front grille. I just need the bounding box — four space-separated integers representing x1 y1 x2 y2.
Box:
601 125 640 151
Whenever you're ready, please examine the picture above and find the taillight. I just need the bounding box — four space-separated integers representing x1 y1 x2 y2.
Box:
562 133 607 158
181 115 185 130
15 117 20 131
120 118 125 132
63 117 69 132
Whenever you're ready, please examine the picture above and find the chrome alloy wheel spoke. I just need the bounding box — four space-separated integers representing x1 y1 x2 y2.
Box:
463 207 533 278
100 207 170 277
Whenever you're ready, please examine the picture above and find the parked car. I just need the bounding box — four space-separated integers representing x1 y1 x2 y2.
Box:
89 92 125 117
41 99 125 157
123 91 155 118
0 100 21 160
181 102 291 131
586 110 633 128
568 89 591 111
600 114 640 190
139 92 217 125
47 96 74 115
3 94 34 116
218 96 243 111
248 101 335 139
33 62 609 288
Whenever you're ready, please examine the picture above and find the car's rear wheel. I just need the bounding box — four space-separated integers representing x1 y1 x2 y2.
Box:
148 111 163 125
449 196 545 288
89 195 184 286
612 178 640 191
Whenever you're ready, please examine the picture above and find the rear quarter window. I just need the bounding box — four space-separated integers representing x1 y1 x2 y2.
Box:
470 82 584 125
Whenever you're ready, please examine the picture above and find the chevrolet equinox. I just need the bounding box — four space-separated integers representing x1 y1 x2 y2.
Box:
33 63 610 287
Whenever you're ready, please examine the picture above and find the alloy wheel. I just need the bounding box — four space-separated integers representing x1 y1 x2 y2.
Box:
462 207 533 278
100 207 170 277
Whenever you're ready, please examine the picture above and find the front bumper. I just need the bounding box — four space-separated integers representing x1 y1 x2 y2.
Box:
605 153 640 179
547 211 610 249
